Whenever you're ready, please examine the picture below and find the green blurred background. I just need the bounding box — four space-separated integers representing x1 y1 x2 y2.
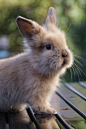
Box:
0 0 86 82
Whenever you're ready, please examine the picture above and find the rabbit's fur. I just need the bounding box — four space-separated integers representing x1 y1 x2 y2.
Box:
0 7 73 113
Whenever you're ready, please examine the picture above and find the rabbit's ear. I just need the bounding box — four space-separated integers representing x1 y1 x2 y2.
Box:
45 7 56 29
16 16 40 38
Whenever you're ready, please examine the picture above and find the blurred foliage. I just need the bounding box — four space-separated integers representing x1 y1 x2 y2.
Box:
0 0 86 82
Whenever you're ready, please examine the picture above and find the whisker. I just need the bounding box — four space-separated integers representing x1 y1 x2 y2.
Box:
70 68 72 82
73 64 80 81
74 63 86 77
74 55 86 62
74 64 82 77
74 58 83 67
66 35 78 41
68 35 78 38
65 23 72 35
72 65 76 77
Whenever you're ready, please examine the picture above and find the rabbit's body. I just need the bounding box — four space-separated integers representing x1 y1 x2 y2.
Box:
0 7 73 113
0 52 59 112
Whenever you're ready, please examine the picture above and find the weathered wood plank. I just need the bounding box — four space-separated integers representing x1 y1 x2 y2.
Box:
51 82 86 129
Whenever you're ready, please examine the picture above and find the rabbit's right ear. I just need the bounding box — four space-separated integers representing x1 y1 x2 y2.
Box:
16 16 40 38
45 7 56 30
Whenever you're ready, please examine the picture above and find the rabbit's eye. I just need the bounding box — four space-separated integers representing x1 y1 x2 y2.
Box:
46 44 52 50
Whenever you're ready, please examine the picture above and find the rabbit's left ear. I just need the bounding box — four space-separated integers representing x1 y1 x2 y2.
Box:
16 16 40 38
45 7 56 29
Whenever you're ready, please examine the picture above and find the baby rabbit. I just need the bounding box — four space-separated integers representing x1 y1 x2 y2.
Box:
0 7 73 114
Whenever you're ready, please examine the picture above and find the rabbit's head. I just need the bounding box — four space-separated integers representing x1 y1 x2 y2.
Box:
16 7 73 78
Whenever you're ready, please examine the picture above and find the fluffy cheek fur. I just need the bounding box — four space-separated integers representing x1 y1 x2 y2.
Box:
59 50 73 76
30 47 73 78
29 54 60 77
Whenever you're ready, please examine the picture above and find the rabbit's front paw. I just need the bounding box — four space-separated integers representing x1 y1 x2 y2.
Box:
34 106 57 115
45 106 57 115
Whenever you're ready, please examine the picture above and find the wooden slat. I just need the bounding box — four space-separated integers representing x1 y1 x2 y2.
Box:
79 81 86 88
56 91 86 120
51 82 86 129
64 83 86 100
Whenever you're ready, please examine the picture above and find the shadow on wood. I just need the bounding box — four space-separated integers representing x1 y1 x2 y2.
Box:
0 113 6 129
0 108 60 129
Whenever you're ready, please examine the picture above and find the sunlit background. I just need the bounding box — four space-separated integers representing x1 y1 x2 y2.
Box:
0 0 86 82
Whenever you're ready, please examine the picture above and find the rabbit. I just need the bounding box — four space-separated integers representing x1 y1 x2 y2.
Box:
0 7 73 114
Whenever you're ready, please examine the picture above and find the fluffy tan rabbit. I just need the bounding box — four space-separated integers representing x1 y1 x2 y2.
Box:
0 7 73 114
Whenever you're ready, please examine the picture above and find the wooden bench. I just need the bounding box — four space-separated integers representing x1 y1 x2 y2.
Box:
51 81 86 129
0 81 86 129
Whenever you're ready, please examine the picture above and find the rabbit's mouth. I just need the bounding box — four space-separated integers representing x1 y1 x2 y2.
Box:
60 49 73 69
60 55 73 70
62 59 67 67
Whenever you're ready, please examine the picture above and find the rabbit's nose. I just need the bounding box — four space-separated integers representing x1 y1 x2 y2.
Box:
62 50 68 58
